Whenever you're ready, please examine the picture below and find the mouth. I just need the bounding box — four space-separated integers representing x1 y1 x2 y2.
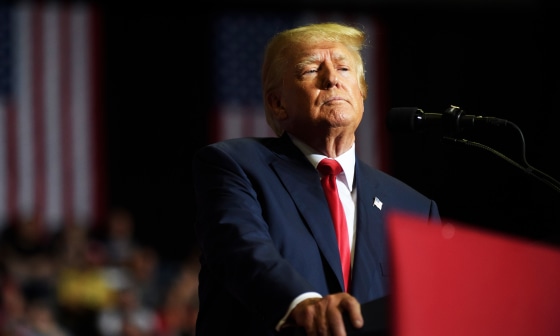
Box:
323 97 347 105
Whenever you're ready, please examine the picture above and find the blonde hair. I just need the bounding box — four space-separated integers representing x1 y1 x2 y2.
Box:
261 22 368 136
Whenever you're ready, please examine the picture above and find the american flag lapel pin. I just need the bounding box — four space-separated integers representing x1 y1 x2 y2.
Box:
373 197 383 210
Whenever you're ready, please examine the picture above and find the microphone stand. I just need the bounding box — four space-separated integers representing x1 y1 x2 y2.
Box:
443 120 560 195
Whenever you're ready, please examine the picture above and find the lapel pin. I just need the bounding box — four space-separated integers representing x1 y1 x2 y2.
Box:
373 197 383 210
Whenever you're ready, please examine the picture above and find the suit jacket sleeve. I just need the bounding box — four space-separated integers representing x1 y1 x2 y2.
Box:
193 139 328 329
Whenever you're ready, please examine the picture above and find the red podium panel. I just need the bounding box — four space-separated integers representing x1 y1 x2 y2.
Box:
388 211 560 336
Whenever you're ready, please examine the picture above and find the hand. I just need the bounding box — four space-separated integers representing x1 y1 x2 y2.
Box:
290 293 363 336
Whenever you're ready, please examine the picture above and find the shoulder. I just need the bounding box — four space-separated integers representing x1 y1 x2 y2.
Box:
356 160 429 198
195 137 271 156
356 160 439 219
193 137 287 165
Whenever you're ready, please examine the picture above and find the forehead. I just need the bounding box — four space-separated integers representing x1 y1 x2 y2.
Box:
289 41 354 63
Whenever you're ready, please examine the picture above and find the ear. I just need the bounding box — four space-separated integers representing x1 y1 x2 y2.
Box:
265 90 288 120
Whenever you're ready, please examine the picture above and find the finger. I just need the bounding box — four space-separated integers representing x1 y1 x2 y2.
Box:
326 305 347 336
340 296 364 329
315 294 352 336
314 297 331 335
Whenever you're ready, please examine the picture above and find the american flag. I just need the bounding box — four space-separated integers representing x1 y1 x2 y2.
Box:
210 11 389 170
0 2 103 231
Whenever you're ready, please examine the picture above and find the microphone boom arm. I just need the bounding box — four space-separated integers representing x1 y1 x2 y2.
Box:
447 116 560 194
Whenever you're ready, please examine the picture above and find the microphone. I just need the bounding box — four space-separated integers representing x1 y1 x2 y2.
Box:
387 105 509 135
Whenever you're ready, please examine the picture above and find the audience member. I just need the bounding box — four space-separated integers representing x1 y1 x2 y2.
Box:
96 285 160 336
155 257 199 336
100 208 139 268
54 228 114 336
20 298 73 336
0 279 28 335
121 245 169 310
0 215 57 300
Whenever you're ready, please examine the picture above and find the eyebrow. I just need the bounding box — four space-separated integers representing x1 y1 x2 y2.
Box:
295 52 349 71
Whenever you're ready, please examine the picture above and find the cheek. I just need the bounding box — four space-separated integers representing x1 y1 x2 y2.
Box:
286 85 318 107
353 84 366 105
357 96 365 112
357 100 365 117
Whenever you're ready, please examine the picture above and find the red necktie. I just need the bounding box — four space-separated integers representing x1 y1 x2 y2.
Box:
317 158 351 292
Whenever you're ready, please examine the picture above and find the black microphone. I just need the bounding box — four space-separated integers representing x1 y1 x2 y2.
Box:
387 105 509 135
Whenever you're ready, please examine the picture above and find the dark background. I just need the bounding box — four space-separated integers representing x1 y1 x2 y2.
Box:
100 1 560 261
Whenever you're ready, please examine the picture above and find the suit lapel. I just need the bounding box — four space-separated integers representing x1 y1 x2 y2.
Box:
269 135 345 291
350 160 389 301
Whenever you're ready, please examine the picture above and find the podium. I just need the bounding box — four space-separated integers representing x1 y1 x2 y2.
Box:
388 211 560 336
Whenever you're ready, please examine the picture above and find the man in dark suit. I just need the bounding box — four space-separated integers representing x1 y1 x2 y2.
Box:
192 22 440 335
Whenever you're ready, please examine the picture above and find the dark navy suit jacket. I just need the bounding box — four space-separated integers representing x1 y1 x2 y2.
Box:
192 133 440 335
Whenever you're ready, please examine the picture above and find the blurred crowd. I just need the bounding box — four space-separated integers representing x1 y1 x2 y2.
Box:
0 208 200 336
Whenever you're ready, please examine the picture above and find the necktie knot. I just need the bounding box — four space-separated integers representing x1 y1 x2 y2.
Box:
318 158 343 176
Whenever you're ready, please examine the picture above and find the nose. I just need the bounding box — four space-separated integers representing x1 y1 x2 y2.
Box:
322 66 338 89
324 77 338 89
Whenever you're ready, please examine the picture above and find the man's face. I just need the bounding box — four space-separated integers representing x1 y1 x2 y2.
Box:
276 41 365 136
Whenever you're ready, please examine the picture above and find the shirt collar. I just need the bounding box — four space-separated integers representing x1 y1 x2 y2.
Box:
289 134 356 191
